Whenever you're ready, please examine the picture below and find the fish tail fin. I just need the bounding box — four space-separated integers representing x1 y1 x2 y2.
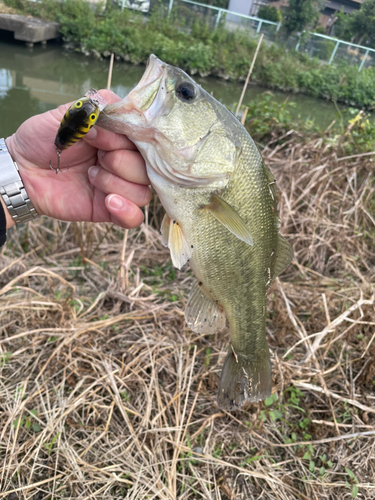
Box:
217 347 272 410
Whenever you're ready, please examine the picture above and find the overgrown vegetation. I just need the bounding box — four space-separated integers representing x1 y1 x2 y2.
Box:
3 0 375 108
0 93 374 498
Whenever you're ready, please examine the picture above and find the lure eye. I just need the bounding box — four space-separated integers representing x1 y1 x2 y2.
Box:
75 100 83 108
176 82 196 102
90 114 97 121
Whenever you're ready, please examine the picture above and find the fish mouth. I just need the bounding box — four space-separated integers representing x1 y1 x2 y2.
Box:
99 54 168 134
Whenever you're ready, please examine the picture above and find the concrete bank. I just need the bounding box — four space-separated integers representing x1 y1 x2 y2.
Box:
0 14 60 46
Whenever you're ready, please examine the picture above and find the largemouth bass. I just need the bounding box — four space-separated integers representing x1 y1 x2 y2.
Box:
97 55 293 410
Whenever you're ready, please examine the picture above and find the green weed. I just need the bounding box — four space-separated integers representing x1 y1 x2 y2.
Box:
13 409 41 433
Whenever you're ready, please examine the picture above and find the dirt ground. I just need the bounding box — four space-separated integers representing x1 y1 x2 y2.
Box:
0 131 374 498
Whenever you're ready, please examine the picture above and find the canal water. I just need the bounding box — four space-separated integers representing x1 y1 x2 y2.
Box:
0 38 350 139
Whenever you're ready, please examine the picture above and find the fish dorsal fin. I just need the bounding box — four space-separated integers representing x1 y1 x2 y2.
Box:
160 212 170 247
168 218 193 270
185 281 226 335
203 194 253 246
271 234 293 280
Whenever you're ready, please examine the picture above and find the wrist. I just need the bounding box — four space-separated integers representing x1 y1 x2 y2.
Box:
0 138 39 229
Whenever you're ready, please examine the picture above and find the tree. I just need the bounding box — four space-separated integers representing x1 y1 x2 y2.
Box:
258 5 282 23
282 0 321 36
334 9 353 42
349 0 375 45
334 0 375 47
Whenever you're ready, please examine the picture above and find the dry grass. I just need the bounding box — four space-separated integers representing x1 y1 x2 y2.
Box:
0 133 374 499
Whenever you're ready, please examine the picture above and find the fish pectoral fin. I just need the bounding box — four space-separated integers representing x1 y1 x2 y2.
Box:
160 212 170 247
271 234 294 279
168 219 193 270
202 194 253 246
185 281 226 335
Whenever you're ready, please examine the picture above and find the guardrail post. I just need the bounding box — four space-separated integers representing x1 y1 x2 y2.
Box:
328 40 340 65
121 0 125 10
256 20 263 33
214 9 222 29
168 0 174 18
358 48 370 72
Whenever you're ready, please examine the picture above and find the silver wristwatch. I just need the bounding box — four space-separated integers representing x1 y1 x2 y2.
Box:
0 138 39 224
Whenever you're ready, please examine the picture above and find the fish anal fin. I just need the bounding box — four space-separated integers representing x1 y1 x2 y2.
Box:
168 219 193 270
271 234 293 280
203 194 253 246
160 213 170 247
185 281 226 335
217 347 272 410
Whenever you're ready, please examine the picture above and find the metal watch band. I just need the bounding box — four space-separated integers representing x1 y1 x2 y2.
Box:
0 138 39 224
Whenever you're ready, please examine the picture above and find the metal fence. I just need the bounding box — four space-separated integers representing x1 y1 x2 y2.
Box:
121 0 375 72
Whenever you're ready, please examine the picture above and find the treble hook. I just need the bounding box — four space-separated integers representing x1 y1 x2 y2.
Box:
49 149 69 174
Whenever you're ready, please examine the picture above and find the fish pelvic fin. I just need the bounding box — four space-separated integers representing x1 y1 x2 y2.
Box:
160 212 170 247
161 214 193 270
217 346 272 410
185 281 226 335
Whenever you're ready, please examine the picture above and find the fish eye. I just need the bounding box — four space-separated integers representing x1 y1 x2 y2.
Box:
176 82 196 102
75 100 83 108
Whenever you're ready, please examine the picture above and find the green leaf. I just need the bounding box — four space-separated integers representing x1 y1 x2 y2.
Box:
303 451 311 460
32 422 41 432
309 461 315 472
319 466 326 476
269 409 283 422
352 485 359 498
264 393 277 407
13 418 24 429
345 468 356 480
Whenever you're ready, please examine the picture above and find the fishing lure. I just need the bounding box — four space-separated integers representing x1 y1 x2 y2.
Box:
50 96 101 174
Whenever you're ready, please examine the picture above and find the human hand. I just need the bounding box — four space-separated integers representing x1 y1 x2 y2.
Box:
4 90 151 229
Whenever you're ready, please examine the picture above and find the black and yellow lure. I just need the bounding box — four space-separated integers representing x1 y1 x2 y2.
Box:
50 96 101 173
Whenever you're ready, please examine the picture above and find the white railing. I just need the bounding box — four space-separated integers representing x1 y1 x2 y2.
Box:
121 0 375 72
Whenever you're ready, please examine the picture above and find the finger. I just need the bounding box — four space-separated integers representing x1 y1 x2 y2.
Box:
84 125 137 152
88 165 152 207
106 194 145 229
97 149 149 185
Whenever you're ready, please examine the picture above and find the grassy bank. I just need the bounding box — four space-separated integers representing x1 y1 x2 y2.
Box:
0 93 374 497
4 0 375 109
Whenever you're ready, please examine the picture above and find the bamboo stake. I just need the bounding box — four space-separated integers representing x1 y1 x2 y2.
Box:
106 52 114 91
235 33 264 117
241 106 248 125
